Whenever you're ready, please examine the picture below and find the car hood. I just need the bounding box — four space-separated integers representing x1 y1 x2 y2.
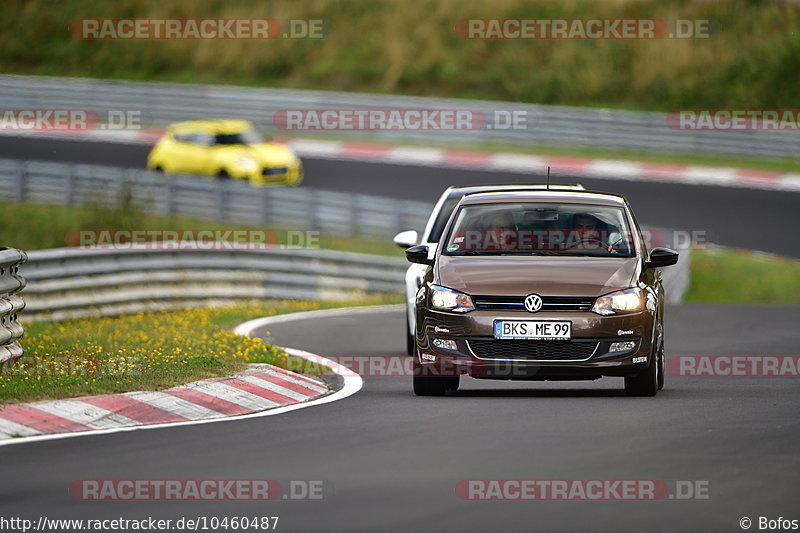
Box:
436 255 640 297
216 143 297 165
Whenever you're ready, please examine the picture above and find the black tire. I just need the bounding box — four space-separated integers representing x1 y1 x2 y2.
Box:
153 166 164 173
657 338 665 391
217 170 231 180
624 349 659 397
444 375 460 392
413 355 459 396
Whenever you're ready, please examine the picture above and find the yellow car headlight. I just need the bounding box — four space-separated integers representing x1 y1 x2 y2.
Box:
236 157 259 172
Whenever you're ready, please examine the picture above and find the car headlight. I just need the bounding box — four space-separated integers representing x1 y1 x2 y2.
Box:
236 157 259 171
430 285 475 313
591 288 643 316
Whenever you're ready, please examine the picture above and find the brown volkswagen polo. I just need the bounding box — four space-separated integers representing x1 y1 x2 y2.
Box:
406 189 679 397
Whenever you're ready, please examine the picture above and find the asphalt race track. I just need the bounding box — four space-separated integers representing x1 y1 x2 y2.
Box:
1 305 799 532
1 136 798 257
1 135 799 532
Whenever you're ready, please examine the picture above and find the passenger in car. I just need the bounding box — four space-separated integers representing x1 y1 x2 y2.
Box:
480 211 517 250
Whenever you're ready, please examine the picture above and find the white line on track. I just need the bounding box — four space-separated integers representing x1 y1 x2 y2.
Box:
233 304 403 335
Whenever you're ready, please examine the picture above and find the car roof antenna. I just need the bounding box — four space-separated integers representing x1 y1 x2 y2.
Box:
546 166 551 190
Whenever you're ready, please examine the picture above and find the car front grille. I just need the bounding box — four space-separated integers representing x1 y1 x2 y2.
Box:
472 295 595 312
467 339 598 361
263 167 289 175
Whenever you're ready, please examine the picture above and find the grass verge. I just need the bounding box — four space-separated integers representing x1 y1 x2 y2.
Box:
0 295 401 405
686 248 800 304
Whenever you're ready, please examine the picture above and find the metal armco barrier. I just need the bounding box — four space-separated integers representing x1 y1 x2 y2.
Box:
0 159 433 239
0 247 26 363
20 247 407 322
1 74 798 158
19 238 689 322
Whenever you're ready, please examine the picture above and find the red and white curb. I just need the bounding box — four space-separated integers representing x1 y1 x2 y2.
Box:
0 314 364 446
282 138 800 193
2 128 798 192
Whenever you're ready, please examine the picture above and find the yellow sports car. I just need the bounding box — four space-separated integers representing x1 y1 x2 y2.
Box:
147 120 303 186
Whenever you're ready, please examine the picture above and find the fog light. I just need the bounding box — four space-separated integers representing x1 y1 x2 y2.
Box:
609 341 636 353
432 338 458 350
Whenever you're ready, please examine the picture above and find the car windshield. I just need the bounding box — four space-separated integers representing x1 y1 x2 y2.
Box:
214 128 263 146
443 202 636 257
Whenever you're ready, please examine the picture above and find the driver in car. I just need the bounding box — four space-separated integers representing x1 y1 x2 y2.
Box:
565 213 614 252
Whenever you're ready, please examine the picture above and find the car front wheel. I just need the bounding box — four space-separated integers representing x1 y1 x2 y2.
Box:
413 355 459 396
624 345 660 397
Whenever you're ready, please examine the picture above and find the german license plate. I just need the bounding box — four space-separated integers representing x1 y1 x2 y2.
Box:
493 320 571 340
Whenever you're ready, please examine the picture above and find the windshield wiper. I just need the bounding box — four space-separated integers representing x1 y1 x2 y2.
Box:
449 250 634 258
448 250 562 256
486 250 562 256
557 251 635 258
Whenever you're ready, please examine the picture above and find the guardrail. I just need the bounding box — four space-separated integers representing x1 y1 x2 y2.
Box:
0 158 433 239
0 248 26 363
20 247 407 322
19 238 689 322
1 74 798 158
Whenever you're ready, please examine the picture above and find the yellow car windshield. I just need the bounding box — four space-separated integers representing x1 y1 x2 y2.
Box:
213 128 263 146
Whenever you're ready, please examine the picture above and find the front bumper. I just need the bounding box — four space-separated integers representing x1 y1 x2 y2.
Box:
415 309 655 380
241 161 304 186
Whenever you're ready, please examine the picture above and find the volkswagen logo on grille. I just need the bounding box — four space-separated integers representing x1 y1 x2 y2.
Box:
524 294 543 313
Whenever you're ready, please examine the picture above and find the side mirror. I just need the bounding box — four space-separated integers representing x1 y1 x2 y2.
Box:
393 230 419 249
645 247 679 269
405 244 433 265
